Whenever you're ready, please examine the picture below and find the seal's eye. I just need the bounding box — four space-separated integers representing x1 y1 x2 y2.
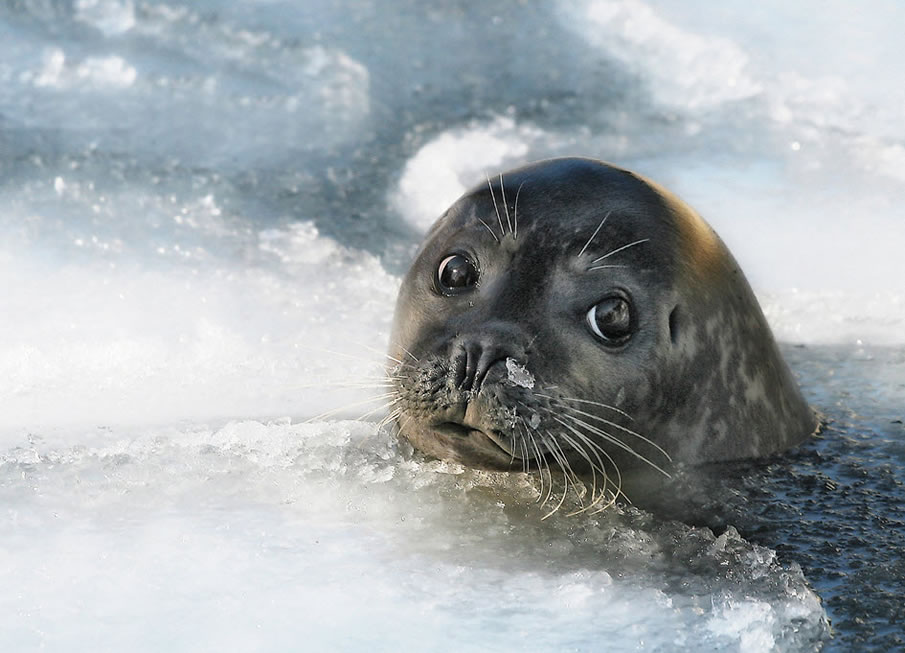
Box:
587 297 633 344
437 253 478 293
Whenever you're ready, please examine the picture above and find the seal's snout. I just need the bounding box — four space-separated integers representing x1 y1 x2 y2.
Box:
449 329 525 393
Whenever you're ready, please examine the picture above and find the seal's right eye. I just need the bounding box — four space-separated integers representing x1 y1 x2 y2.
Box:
437 253 478 293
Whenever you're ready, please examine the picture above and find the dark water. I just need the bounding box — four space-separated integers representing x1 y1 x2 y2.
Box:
638 345 905 651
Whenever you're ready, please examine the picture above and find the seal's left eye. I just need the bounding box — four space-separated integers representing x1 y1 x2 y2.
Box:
587 297 633 344
437 253 478 293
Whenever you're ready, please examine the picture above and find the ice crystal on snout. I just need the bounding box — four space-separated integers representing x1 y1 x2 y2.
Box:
505 357 535 389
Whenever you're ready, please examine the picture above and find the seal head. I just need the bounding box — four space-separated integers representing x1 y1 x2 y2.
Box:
388 157 817 481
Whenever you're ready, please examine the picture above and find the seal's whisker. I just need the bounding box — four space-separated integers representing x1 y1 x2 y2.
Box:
348 340 412 367
521 400 603 504
538 436 568 517
485 171 506 237
518 428 530 474
537 393 634 421
558 424 613 496
586 264 628 272
513 181 525 240
520 423 546 502
590 238 650 264
477 217 501 244
386 341 420 363
557 414 671 477
516 424 536 476
499 172 513 236
524 426 550 503
556 429 605 503
376 407 404 431
285 381 398 390
527 401 625 511
542 464 571 520
294 344 387 367
553 403 672 462
560 422 622 517
577 210 611 259
354 397 401 423
536 431 558 507
507 433 518 467
555 418 625 507
304 392 397 423
533 403 611 493
548 431 581 491
541 431 582 518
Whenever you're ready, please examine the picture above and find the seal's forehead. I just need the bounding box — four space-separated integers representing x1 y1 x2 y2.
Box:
461 158 664 213
447 158 676 248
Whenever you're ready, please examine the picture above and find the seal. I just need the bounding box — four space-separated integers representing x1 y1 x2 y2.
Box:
387 157 817 504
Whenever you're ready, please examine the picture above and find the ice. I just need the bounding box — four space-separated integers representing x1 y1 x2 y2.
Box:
1 0 904 649
0 420 827 651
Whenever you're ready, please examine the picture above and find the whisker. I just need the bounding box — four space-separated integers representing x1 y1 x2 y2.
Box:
536 393 634 421
388 341 420 363
577 210 611 258
293 344 391 370
513 181 525 240
518 400 601 503
544 431 584 515
531 431 555 506
539 436 572 519
586 264 628 272
553 403 671 462
590 238 649 264
525 427 550 503
285 381 398 390
555 414 671 477
517 426 530 475
529 401 610 499
555 429 604 503
348 340 409 367
354 398 400 422
477 217 501 244
551 413 624 510
499 172 512 235
304 392 397 423
376 407 403 431
550 417 625 509
485 172 505 237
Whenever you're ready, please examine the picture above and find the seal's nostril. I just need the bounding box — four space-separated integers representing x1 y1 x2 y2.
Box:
450 340 485 391
450 342 468 389
473 351 508 393
448 335 516 394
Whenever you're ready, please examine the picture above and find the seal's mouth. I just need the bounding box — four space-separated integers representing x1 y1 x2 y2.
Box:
432 421 516 459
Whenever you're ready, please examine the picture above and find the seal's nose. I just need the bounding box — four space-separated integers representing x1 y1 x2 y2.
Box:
449 327 526 392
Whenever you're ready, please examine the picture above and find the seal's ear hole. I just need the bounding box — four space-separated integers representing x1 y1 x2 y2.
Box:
669 306 680 345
